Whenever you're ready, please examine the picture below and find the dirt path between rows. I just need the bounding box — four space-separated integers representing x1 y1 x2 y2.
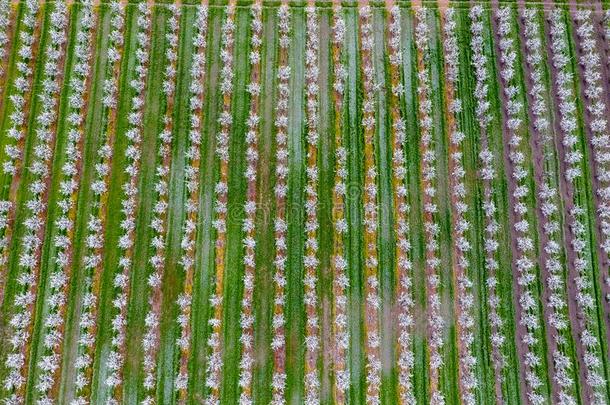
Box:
567 3 610 379
486 3 531 403
597 7 610 107
515 3 588 403
541 7 599 403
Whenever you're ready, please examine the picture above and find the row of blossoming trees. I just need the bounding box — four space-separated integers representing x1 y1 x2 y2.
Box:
2 1 610 404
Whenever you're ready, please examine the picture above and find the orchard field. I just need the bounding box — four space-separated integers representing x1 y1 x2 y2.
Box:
1 0 610 404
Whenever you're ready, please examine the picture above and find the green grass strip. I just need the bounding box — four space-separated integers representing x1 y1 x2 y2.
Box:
57 4 114 403
251 5 278 403
122 5 173 403
89 4 140 402
0 1 51 389
284 4 306 402
397 5 428 404
25 4 94 402
454 6 522 403
219 6 252 403
154 6 197 405
371 7 398 405
186 5 223 403
427 8 460 405
342 6 366 404
316 8 336 405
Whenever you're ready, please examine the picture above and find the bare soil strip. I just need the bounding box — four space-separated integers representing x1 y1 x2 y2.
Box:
542 7 602 403
514 2 583 402
568 3 610 381
468 3 529 403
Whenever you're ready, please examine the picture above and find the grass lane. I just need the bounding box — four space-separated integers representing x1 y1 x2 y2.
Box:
479 7 528 403
427 7 459 404
444 6 498 405
316 7 335 405
439 6 494 404
398 5 428 404
454 5 522 403
121 5 171 403
57 4 114 403
452 8 496 403
0 1 52 392
186 5 223 403
25 3 97 402
251 5 277 403
343 5 365 404
154 5 197 404
284 4 306 402
219 6 251 403
371 6 398 405
89 4 141 402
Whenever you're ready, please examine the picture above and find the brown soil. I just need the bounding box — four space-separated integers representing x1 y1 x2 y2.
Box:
513 2 584 402
541 7 596 403
568 2 610 379
486 2 530 403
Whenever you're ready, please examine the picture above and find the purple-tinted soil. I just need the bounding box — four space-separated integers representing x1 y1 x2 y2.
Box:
489 3 551 403
567 3 610 378
541 6 604 403
515 3 595 403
